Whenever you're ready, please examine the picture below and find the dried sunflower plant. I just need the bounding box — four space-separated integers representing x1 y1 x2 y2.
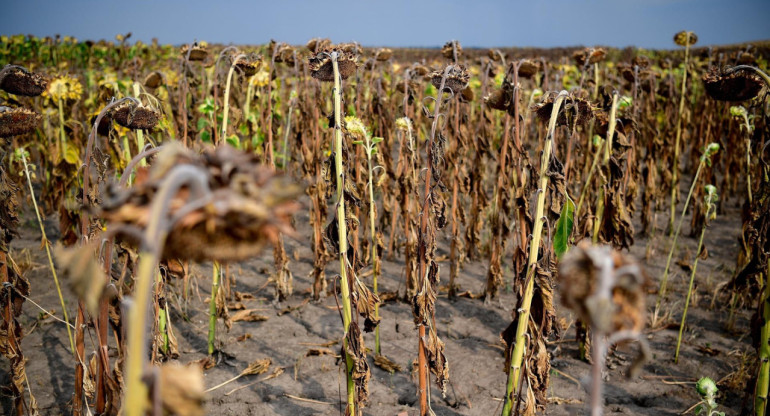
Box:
309 45 382 415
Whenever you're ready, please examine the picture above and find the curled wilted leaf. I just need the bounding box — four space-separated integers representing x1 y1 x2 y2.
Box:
351 277 381 332
423 329 449 394
0 106 42 138
344 322 371 406
54 243 107 316
239 358 271 377
158 363 205 416
0 166 20 253
229 309 269 323
373 354 402 373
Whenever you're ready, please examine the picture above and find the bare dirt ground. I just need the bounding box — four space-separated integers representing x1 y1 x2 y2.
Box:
2 177 753 416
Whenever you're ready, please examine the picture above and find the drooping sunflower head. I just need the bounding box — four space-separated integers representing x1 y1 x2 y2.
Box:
703 66 764 102
430 64 470 95
0 65 48 96
673 31 698 47
309 47 358 82
0 106 42 138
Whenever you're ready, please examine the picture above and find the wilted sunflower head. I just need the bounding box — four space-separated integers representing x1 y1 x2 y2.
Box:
558 242 647 334
143 71 164 89
484 77 517 116
736 51 756 65
673 31 698 47
234 54 263 77
632 55 650 69
0 65 48 96
702 66 764 102
111 100 160 130
43 75 83 102
441 40 462 60
99 144 303 263
305 37 331 53
430 64 470 95
180 42 208 61
516 59 541 79
274 44 296 65
533 91 595 127
375 48 393 62
0 106 42 138
309 47 358 82
573 47 606 67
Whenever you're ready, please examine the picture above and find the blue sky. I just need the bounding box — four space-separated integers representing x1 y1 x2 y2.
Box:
1 0 768 49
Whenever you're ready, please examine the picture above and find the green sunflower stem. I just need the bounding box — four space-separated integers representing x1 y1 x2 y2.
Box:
331 52 356 415
592 92 618 244
674 204 711 363
208 261 221 356
365 135 380 355
757 264 770 416
669 39 691 235
656 161 704 313
20 151 75 354
502 91 567 416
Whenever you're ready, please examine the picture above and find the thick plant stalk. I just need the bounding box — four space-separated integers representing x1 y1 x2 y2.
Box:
416 66 453 416
208 261 221 355
364 135 381 355
674 199 713 363
592 92 618 244
57 98 68 159
758 264 770 416
502 91 567 416
485 103 512 300
669 36 692 235
330 52 356 414
221 54 245 144
281 96 295 168
20 151 74 353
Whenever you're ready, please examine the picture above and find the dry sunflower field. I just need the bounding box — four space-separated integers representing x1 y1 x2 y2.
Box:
0 33 769 416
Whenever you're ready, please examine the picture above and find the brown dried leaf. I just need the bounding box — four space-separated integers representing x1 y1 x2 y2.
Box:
373 354 402 373
158 363 205 416
54 243 107 316
230 309 269 323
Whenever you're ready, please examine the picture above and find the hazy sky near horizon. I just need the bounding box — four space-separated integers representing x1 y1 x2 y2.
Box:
1 0 769 49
